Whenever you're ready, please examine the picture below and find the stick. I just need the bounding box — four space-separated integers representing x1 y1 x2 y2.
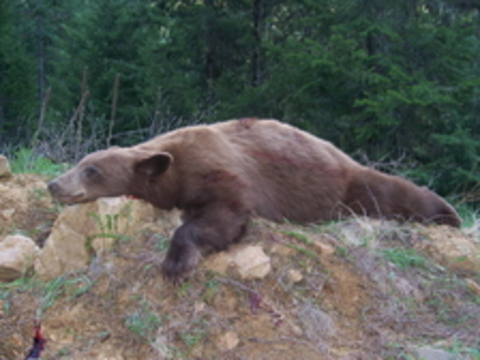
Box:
107 73 120 147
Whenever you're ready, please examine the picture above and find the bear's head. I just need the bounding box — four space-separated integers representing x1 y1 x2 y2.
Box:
48 147 173 204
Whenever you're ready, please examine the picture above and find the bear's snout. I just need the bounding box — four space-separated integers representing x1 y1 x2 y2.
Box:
47 180 61 197
47 176 90 204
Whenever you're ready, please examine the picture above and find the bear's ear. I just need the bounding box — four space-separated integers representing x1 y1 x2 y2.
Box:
134 152 173 178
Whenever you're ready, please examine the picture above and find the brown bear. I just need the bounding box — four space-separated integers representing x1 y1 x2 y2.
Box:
48 118 461 282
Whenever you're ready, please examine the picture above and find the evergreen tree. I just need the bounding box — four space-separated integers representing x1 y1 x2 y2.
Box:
0 0 478 202
0 0 36 144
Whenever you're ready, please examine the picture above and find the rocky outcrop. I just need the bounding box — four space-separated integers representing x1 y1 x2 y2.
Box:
417 225 480 274
0 235 39 281
0 155 12 178
35 197 181 280
0 173 54 239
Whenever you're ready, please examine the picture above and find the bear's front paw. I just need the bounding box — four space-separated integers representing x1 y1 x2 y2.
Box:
161 244 201 285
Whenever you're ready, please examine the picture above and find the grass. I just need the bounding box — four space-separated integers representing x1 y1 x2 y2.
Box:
280 229 319 260
202 278 221 304
380 248 427 269
456 203 480 228
124 297 162 343
9 147 67 177
0 274 95 321
280 229 313 245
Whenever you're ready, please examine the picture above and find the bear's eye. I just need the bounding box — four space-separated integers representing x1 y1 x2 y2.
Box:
82 166 100 180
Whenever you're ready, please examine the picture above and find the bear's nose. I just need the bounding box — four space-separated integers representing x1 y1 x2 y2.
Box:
47 181 60 196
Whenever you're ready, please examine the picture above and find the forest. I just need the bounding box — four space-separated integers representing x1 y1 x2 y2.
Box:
0 0 479 206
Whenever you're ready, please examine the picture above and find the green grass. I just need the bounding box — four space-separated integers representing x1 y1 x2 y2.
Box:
124 298 162 342
9 147 67 177
456 203 479 228
0 274 95 319
280 230 312 245
380 248 427 269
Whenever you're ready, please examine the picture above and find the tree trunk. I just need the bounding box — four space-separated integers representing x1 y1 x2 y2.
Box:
251 0 262 87
205 0 215 92
36 0 45 105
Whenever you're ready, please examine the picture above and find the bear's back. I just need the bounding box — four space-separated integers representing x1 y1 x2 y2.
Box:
140 119 364 222
213 119 360 169
210 119 363 222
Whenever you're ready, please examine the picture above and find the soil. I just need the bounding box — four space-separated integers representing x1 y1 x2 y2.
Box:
0 174 479 360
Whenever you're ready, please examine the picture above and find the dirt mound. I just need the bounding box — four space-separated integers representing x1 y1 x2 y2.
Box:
0 175 479 359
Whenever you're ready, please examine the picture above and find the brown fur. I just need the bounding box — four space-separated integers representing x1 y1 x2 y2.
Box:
48 119 461 282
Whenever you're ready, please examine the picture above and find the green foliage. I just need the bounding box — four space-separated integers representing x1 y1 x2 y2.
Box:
0 0 478 202
124 298 162 343
9 147 66 176
0 0 36 143
380 248 427 269
281 230 313 245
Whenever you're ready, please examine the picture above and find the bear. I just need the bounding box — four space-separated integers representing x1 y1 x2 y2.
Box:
47 118 461 282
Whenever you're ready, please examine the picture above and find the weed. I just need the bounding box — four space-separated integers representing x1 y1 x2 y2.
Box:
85 209 135 256
202 279 220 303
380 248 427 269
177 280 193 297
180 330 205 348
56 347 72 356
67 275 95 300
125 297 162 343
286 243 318 260
0 277 43 315
89 210 132 238
179 319 209 357
456 203 479 228
335 246 350 259
40 275 83 313
10 147 66 177
281 230 312 245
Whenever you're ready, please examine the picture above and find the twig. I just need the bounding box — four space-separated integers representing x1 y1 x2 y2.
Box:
71 90 90 161
33 87 52 144
107 73 120 147
75 68 89 161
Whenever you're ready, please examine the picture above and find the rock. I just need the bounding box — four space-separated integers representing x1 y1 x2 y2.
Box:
194 301 206 315
298 304 336 342
417 225 480 274
230 245 271 279
35 197 180 280
313 240 336 257
465 278 480 296
335 218 382 247
0 174 54 238
205 251 231 274
287 268 303 283
0 235 40 281
269 243 296 256
0 155 12 178
216 331 239 351
416 346 453 360
205 244 271 280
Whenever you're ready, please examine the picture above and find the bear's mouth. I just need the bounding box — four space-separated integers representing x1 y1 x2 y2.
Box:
55 192 87 204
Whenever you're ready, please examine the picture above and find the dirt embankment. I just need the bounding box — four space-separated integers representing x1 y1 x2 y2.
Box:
0 174 479 360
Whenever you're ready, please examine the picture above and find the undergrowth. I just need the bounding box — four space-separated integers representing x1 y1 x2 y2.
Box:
9 147 67 177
